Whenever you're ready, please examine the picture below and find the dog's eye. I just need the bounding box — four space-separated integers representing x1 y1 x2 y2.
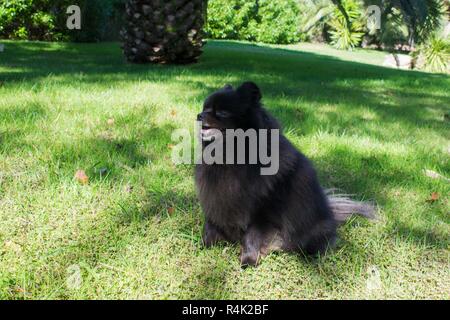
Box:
215 110 231 118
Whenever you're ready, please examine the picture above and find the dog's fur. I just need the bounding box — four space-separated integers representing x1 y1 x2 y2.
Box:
195 82 375 266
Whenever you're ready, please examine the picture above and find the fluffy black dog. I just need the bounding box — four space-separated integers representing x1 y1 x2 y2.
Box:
195 82 374 267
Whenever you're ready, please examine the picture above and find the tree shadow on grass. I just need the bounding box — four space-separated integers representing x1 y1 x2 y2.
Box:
2 41 449 144
178 258 233 299
2 41 449 126
387 221 449 249
312 144 449 249
0 103 47 154
46 123 177 183
114 188 200 226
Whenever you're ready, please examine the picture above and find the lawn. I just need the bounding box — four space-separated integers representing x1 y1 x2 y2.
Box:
0 40 449 299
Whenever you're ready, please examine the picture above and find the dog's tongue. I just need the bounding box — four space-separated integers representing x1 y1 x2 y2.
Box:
201 128 215 141
201 128 224 142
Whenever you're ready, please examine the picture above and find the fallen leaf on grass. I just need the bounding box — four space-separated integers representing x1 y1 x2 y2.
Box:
13 286 26 294
124 184 133 193
426 192 440 203
4 240 22 253
167 207 175 215
393 190 402 196
74 170 89 185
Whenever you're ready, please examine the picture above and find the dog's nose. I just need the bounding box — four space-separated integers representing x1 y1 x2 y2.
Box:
197 113 204 121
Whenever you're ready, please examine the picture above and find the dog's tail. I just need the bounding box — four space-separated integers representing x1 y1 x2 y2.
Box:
326 189 377 223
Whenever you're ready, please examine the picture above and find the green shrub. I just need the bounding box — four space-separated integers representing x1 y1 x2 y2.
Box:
256 0 301 44
205 0 301 44
377 7 410 50
414 34 450 73
327 0 365 50
0 0 39 40
0 0 125 42
67 0 125 42
0 0 67 40
205 0 257 40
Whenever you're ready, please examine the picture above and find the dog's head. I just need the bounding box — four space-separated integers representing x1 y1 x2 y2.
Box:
197 82 262 141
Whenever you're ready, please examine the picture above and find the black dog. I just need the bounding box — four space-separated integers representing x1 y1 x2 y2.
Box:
195 82 375 267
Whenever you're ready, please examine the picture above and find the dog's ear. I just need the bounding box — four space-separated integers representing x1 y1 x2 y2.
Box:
223 84 233 90
237 82 261 104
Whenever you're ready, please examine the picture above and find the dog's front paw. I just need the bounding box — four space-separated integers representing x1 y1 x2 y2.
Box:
240 251 259 268
202 223 224 248
202 233 218 248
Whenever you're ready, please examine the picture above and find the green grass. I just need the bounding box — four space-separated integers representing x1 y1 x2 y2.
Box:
277 42 388 66
0 40 449 300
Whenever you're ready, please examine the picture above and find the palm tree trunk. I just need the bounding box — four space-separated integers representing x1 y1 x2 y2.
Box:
121 0 207 64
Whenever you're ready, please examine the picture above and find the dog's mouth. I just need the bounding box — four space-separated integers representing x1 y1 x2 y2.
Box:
200 124 223 141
